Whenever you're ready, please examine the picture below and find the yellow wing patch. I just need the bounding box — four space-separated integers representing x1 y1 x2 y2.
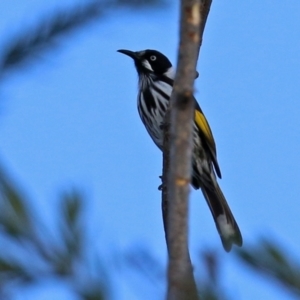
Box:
194 110 216 152
194 108 222 178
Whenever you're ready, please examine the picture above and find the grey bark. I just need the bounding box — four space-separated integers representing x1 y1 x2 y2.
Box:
162 1 213 299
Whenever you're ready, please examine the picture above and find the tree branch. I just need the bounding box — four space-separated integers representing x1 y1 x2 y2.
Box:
162 0 213 299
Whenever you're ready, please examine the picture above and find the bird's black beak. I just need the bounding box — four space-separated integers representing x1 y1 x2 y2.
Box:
117 49 138 60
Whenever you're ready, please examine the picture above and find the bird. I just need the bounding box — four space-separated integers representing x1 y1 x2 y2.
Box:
117 49 242 252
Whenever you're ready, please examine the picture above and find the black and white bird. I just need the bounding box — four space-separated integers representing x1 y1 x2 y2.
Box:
118 49 242 252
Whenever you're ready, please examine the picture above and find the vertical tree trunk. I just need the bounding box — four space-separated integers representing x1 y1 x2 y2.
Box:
162 1 213 299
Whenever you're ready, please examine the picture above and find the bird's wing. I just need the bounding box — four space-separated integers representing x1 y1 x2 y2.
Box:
194 99 222 178
158 74 222 178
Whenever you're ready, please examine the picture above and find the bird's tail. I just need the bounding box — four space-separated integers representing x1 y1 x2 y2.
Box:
201 183 242 252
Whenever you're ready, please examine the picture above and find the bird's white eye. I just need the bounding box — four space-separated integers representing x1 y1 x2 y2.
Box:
150 55 156 61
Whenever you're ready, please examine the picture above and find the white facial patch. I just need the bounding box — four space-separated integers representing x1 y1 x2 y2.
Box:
141 59 153 72
217 214 235 238
164 67 176 79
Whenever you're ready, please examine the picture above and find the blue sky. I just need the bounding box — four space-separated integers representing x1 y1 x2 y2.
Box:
0 1 300 299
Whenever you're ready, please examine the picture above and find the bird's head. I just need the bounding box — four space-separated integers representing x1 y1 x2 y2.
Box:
117 49 173 77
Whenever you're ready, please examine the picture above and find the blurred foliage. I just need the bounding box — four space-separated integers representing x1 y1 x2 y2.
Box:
1 2 102 74
125 247 231 300
0 165 108 299
126 243 300 300
0 0 167 77
0 0 167 299
196 251 230 300
237 239 300 298
199 244 300 299
115 0 166 8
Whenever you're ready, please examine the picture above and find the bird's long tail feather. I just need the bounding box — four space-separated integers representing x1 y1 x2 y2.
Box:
201 183 242 252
